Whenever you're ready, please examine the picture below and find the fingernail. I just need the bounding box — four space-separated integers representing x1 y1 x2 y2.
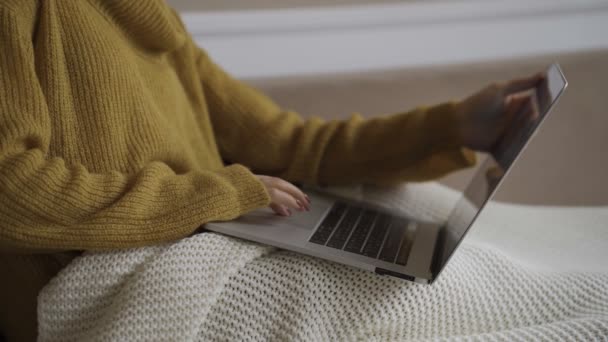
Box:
305 195 311 204
296 200 304 211
287 209 292 216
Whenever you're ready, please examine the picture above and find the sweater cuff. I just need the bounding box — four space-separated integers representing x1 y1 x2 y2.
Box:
219 164 271 213
419 102 477 171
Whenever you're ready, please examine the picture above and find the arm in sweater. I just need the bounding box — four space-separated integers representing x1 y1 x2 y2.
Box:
0 8 270 253
196 49 476 186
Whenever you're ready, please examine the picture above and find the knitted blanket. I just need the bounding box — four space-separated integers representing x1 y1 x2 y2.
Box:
37 184 608 341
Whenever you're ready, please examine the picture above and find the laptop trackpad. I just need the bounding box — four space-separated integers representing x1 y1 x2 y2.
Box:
237 193 334 231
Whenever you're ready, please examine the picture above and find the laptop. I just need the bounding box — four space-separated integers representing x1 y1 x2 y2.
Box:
206 63 568 284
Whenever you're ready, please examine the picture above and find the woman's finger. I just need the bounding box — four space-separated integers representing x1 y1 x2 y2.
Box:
492 95 530 167
268 188 301 212
269 177 310 211
506 95 533 138
503 93 529 126
514 94 540 143
485 166 505 195
528 91 541 121
504 73 544 95
514 94 537 127
270 203 290 216
500 96 530 148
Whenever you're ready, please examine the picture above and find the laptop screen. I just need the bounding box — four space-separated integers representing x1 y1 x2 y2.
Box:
433 63 568 280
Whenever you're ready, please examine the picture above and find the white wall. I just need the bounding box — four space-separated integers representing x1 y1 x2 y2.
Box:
181 0 608 79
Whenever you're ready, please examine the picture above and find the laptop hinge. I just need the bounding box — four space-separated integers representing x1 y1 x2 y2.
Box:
429 225 447 283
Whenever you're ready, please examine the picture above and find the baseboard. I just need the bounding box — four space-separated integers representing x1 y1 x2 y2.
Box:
181 0 608 79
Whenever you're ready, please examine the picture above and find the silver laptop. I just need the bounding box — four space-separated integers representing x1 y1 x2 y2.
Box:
206 63 568 284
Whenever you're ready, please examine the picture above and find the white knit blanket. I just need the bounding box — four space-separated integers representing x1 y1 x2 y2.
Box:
37 184 608 341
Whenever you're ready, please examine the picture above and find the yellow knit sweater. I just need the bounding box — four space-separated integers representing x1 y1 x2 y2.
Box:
0 0 475 339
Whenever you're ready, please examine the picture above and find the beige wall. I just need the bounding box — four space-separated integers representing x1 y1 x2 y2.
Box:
166 0 409 12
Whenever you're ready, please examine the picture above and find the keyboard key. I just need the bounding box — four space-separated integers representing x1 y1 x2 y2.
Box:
309 224 334 245
309 202 347 245
379 218 408 263
344 210 377 253
327 207 363 249
324 202 347 227
361 214 391 258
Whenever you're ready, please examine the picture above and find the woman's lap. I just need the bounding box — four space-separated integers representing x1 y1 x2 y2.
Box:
37 231 608 341
199 242 608 341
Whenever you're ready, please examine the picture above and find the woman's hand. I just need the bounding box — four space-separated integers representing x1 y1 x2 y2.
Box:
255 175 311 216
456 73 545 153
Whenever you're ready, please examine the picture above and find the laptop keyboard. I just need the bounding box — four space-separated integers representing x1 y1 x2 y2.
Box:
309 201 416 265
326 207 363 249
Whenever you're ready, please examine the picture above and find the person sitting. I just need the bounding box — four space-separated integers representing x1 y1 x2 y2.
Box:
0 1 541 340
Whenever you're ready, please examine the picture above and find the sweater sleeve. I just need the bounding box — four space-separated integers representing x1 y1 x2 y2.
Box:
196 48 476 186
0 9 270 253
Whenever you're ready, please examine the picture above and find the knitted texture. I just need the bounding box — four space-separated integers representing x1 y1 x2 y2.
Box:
38 234 608 341
37 184 608 341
